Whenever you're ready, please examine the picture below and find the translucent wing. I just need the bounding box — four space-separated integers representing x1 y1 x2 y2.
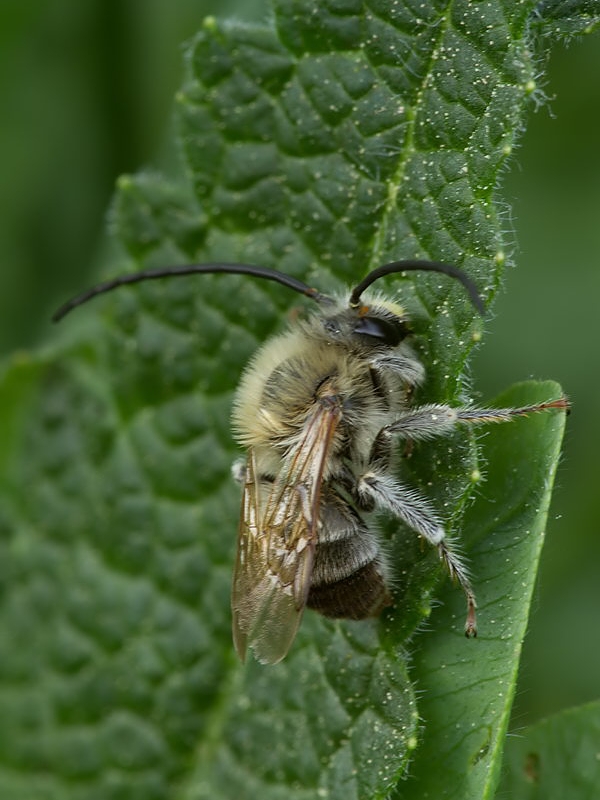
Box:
232 392 341 664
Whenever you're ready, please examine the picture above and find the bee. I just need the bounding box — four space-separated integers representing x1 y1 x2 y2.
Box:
54 260 568 664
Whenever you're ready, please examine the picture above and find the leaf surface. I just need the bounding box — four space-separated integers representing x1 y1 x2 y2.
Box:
497 700 600 800
0 1 581 798
393 382 567 800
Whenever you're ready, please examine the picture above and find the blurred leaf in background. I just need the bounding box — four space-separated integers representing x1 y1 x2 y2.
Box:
0 0 265 356
497 700 600 798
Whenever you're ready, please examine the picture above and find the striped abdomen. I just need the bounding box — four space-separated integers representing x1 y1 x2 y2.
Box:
307 488 391 619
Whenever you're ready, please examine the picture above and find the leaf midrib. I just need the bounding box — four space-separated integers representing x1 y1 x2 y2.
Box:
367 4 451 272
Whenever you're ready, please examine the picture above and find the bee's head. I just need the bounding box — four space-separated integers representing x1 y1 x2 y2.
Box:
321 297 411 350
351 307 410 347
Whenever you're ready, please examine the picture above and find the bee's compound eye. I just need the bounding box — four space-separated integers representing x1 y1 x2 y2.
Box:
353 316 409 346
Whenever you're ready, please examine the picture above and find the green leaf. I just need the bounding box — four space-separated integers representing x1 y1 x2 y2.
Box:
0 1 580 798
496 700 600 799
393 381 567 800
533 1 600 38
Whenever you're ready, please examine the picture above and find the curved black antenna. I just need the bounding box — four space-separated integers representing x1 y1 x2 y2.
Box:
52 262 328 322
349 259 485 315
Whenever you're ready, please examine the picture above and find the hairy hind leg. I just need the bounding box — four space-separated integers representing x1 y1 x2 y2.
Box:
358 471 477 636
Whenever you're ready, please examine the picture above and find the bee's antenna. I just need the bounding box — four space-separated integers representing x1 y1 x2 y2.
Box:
349 260 485 315
52 263 329 322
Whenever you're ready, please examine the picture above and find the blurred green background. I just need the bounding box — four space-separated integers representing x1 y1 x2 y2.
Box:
1 0 598 729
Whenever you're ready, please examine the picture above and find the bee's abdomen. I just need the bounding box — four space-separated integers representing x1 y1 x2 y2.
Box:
307 558 391 619
307 493 391 619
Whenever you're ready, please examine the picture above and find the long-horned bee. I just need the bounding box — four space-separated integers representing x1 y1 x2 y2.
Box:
54 260 568 664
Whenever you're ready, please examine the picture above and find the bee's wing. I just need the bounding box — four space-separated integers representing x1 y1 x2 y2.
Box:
232 396 341 664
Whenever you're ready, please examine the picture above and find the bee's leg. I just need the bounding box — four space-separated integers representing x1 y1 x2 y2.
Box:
371 397 569 451
367 403 458 468
232 456 275 486
370 354 425 387
231 458 247 484
358 471 477 636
